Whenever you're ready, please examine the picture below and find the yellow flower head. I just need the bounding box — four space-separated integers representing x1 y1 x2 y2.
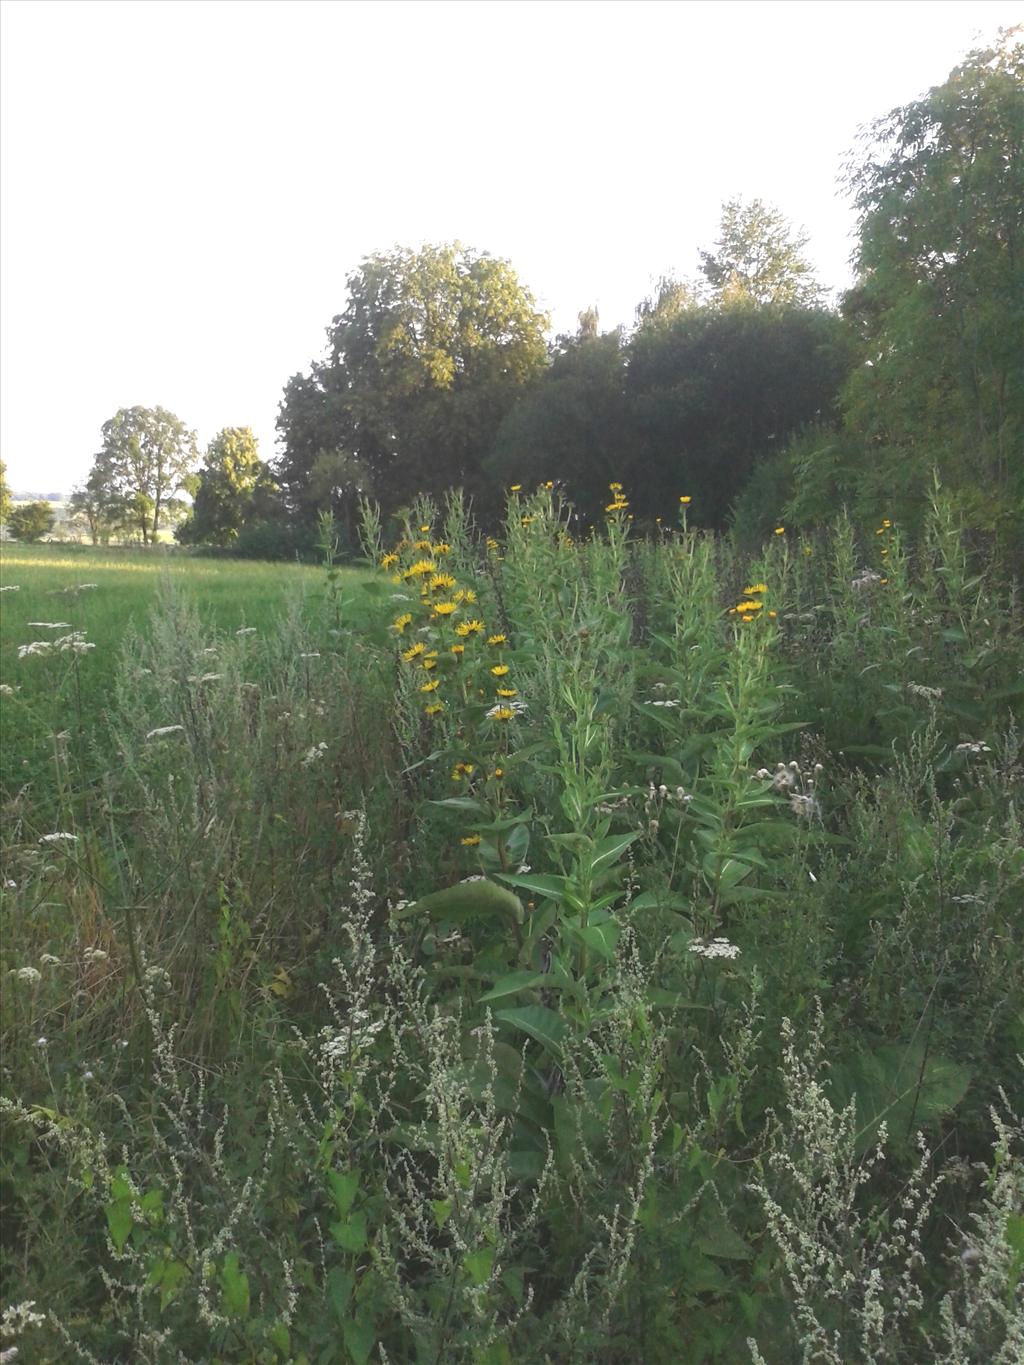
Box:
451 644 465 656
496 687 518 698
492 767 504 779
521 514 534 526
679 495 692 505
490 664 510 677
741 614 754 623
486 537 500 551
433 601 458 617
404 559 436 579
453 588 477 605
424 702 445 716
544 480 554 490
433 542 451 555
735 600 764 614
882 519 892 528
486 633 508 646
392 613 413 632
609 481 623 493
430 573 456 592
456 619 485 637
402 642 426 661
419 679 440 693
743 583 767 595
490 706 515 722
451 761 475 781
421 658 437 671
768 610 778 618
460 834 481 846
510 484 521 492
605 499 629 513
380 553 399 568
774 526 785 536
419 525 431 534
413 539 433 552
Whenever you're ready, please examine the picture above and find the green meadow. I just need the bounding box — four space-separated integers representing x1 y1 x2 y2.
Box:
1 491 1022 1363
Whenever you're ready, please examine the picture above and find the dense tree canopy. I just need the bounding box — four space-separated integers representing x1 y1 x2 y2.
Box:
7 500 55 543
698 197 824 309
176 427 278 547
277 244 549 519
839 29 1024 529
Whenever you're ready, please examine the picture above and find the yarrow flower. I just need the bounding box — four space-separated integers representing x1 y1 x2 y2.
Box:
0 584 20 592
146 725 185 740
688 937 740 961
39 832 78 844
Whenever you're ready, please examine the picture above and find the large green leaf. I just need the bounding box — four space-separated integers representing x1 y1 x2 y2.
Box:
399 879 524 925
480 971 552 1003
495 1005 568 1054
590 831 640 875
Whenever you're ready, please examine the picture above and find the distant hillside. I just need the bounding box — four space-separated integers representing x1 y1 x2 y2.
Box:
12 491 66 503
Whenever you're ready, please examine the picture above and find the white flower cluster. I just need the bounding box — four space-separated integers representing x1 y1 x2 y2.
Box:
235 626 257 636
319 1009 386 1061
12 966 42 984
0 685 15 697
18 631 95 659
907 682 943 700
688 937 741 961
302 741 329 767
851 570 883 592
186 672 223 684
39 832 78 844
0 584 20 592
26 621 72 629
145 725 185 740
955 740 991 755
83 947 109 963
649 698 681 708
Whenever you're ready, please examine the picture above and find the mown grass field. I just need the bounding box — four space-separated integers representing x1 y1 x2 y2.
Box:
1 495 1022 1364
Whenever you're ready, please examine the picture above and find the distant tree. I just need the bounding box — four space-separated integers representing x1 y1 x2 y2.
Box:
8 500 55 543
0 460 11 526
699 197 824 309
67 476 125 545
840 28 1024 530
634 274 702 330
88 407 198 544
276 243 549 518
176 427 279 546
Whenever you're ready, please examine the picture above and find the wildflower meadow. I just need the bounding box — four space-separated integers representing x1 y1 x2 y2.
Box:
1 486 1022 1364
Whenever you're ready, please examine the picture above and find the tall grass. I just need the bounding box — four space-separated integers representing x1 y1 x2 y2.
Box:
1 491 1022 1362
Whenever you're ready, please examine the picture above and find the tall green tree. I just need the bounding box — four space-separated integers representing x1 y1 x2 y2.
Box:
67 474 126 545
88 407 198 544
699 197 824 309
276 243 548 517
176 427 279 546
841 28 1024 530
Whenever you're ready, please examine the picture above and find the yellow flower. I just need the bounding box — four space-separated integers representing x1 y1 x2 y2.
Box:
451 644 465 656
735 600 764 613
421 659 437 671
419 525 431 534
490 706 515 722
451 761 475 780
433 601 458 617
609 481 623 492
402 642 426 661
433 542 451 555
743 583 767 595
460 834 481 846
404 559 436 579
424 702 444 716
880 577 889 585
430 573 456 592
392 613 413 632
413 539 433 552
679 495 691 505
605 499 629 512
456 619 485 637
486 633 508 646
741 614 754 623
380 552 399 568
419 679 440 693
496 687 518 698
882 519 892 528
544 480 554 490
453 588 477 605
768 610 778 618
490 664 510 677
521 514 534 525
510 484 521 492
486 537 500 551
774 526 785 536
492 767 504 779
880 548 889 557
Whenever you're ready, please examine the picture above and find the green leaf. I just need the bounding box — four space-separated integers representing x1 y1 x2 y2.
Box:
342 1315 376 1365
105 1198 133 1253
464 1248 495 1286
571 919 620 960
495 1004 568 1054
429 796 489 813
330 1211 368 1253
328 1168 359 1219
431 1198 453 1230
590 831 640 875
479 971 551 1003
326 1266 354 1322
401 879 524 926
497 872 570 901
220 1251 250 1319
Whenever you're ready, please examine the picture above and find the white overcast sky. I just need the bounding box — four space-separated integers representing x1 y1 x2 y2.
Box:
1 0 1019 493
